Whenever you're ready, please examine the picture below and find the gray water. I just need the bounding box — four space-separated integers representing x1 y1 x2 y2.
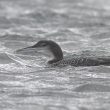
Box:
0 0 110 110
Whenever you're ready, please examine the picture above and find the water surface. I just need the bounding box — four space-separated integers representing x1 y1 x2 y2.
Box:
0 0 110 110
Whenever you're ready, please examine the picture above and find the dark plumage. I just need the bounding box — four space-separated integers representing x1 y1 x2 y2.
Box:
17 40 110 67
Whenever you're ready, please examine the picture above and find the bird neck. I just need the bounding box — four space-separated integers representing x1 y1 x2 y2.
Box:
48 46 63 64
48 58 62 64
47 51 63 64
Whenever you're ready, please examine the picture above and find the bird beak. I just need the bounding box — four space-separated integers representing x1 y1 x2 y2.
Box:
16 45 46 53
16 46 37 53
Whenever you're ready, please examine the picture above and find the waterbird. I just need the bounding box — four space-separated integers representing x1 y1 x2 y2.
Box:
17 40 110 67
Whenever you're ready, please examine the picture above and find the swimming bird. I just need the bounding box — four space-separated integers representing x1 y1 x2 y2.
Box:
17 40 110 67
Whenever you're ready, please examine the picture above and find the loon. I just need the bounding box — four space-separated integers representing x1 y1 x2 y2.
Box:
17 40 110 67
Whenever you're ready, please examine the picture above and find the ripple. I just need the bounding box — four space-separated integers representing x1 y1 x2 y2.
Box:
74 83 110 92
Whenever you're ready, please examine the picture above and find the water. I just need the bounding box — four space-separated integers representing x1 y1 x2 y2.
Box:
0 0 110 110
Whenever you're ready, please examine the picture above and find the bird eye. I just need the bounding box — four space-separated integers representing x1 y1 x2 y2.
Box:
41 43 47 46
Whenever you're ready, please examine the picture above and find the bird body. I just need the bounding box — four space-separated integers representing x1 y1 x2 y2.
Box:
50 56 110 67
17 40 110 67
